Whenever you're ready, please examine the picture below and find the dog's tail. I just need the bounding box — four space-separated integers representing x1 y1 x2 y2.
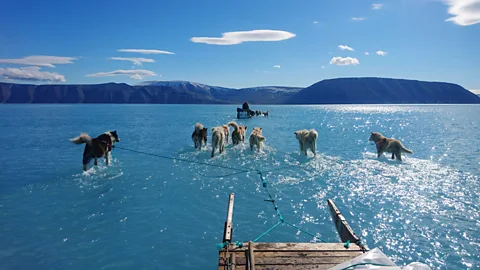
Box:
70 133 92 145
400 143 413 154
228 121 239 131
212 132 220 149
308 129 318 141
194 123 204 131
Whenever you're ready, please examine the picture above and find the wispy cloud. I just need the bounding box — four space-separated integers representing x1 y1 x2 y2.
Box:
321 66 325 69
254 69 269 74
330 57 360 66
117 49 175 55
273 65 281 68
376 50 388 56
0 66 66 82
86 69 157 80
365 52 370 55
0 55 76 68
109 57 155 66
445 0 480 26
338 45 354 51
372 3 383 10
313 21 319 24
352 17 366 21
191 30 296 45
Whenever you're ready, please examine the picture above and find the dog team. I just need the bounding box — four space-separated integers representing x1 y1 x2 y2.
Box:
194 121 319 158
192 122 412 160
193 121 255 157
70 126 413 171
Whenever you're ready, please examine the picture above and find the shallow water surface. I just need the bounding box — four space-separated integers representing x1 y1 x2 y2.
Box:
0 104 479 269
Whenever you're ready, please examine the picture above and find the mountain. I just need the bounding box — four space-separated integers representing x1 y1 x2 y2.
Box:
1 78 479 104
137 81 301 104
288 78 480 104
0 82 227 104
213 86 302 104
137 80 231 93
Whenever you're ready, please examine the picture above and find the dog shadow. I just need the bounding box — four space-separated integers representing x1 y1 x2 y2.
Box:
77 159 123 180
288 151 319 164
363 151 408 164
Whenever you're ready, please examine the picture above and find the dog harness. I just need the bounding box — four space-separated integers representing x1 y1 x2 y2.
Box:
101 139 113 151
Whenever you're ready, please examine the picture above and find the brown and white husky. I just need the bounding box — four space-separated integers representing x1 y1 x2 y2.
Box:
249 127 266 152
369 132 413 161
228 121 247 145
211 126 226 157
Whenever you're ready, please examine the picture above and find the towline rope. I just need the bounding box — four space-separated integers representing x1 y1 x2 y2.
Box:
114 145 300 176
250 171 327 243
114 146 249 173
114 146 364 249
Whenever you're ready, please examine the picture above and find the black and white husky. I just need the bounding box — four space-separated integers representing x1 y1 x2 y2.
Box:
70 130 120 171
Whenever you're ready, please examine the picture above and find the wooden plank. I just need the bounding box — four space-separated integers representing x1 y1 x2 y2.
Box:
218 253 237 270
230 242 362 252
218 255 229 266
223 250 362 259
247 241 256 270
261 265 338 270
231 252 236 270
223 193 235 242
327 199 360 244
228 265 339 270
250 251 362 258
236 255 356 265
226 264 337 270
219 242 362 269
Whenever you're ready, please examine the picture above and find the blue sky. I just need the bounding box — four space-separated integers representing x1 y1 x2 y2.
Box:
0 0 479 92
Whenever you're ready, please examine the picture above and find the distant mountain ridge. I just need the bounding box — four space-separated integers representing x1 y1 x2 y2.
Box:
287 78 480 104
137 81 302 104
1 78 479 104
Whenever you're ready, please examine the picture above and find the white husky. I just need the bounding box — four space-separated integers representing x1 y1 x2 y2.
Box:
249 127 266 152
294 129 318 156
211 126 226 157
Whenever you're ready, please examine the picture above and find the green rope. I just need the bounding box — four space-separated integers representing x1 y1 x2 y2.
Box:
114 146 248 172
117 145 305 173
116 145 362 247
254 171 328 243
115 146 307 179
216 241 230 250
253 221 283 242
258 172 284 220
